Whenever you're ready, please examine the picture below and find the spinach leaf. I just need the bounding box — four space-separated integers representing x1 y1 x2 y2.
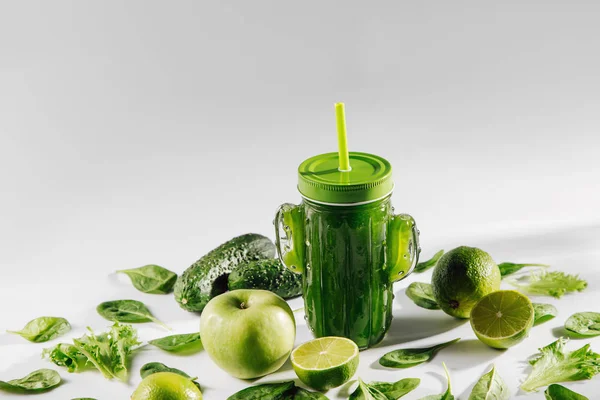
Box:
406 282 440 310
379 338 460 368
468 365 510 400
7 316 71 343
419 363 454 400
369 378 420 399
533 303 558 326
148 332 202 353
349 378 388 400
284 387 329 399
44 323 140 381
140 362 201 391
414 250 444 273
117 264 177 294
498 262 549 277
565 312 600 337
97 299 169 330
0 369 61 393
140 362 193 379
544 384 588 400
227 380 296 399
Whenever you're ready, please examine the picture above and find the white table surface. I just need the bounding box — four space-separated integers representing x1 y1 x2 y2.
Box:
2 1 600 399
1 222 600 400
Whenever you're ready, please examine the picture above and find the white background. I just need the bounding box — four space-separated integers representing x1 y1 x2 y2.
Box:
1 1 599 399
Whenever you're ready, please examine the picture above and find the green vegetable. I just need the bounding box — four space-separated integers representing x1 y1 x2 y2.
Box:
43 323 140 381
414 250 444 273
498 262 549 277
406 282 440 310
148 332 202 353
227 258 302 299
43 343 89 373
117 264 177 294
7 316 70 343
140 362 193 379
349 378 387 400
96 299 169 329
379 338 460 368
350 378 420 400
226 380 328 399
533 303 558 326
140 362 201 390
0 369 61 393
174 233 276 313
468 365 509 400
286 387 329 399
544 384 588 400
521 338 600 392
565 312 600 337
508 271 587 298
419 363 454 400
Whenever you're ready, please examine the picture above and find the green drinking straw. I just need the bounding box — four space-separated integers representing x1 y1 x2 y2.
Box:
335 102 351 171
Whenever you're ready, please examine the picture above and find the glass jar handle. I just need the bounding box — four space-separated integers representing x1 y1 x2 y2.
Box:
387 213 420 283
274 203 305 274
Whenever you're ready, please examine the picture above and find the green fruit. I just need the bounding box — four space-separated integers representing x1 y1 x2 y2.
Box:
291 336 359 391
174 234 275 313
227 259 302 299
131 372 202 400
470 290 534 349
199 289 296 379
431 246 501 318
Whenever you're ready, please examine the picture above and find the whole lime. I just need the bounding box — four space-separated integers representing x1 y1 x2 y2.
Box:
431 246 501 319
131 372 202 400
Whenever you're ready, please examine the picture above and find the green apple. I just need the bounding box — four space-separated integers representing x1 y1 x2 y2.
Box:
199 289 296 379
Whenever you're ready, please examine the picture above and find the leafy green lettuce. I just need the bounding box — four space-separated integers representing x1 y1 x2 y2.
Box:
509 271 587 298
43 323 140 381
521 338 600 392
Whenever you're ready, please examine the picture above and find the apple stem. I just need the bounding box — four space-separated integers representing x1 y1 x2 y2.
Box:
239 302 247 309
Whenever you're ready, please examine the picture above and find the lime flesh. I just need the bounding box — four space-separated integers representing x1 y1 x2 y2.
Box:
470 290 534 349
291 336 359 391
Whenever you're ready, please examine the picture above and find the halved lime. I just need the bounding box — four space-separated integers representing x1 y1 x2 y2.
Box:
470 290 534 349
291 336 359 391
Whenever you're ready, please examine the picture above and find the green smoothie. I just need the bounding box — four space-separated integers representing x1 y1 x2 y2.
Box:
303 197 393 348
274 104 419 349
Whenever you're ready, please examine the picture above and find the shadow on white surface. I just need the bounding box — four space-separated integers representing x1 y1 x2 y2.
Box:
424 370 446 393
337 378 358 398
440 339 501 369
375 288 467 347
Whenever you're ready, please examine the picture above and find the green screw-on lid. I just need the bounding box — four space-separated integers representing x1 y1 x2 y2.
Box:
297 151 394 204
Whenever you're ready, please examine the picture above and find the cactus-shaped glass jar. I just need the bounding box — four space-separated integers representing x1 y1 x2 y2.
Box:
275 150 419 349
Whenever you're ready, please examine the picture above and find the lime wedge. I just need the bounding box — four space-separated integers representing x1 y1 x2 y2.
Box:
470 290 534 349
291 336 359 391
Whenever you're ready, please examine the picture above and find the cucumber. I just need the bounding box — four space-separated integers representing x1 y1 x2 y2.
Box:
174 233 275 312
228 259 303 299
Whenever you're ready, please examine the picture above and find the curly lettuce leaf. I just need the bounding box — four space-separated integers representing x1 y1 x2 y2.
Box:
521 338 600 392
509 271 587 298
43 323 140 381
